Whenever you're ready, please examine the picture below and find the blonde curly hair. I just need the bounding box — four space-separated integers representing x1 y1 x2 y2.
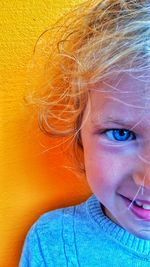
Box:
26 0 150 175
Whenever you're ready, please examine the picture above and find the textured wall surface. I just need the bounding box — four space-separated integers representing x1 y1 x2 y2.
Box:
0 1 91 266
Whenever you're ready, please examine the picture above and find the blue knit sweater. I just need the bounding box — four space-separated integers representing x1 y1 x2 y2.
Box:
19 194 150 266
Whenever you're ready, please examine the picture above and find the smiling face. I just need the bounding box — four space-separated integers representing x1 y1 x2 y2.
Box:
80 71 150 239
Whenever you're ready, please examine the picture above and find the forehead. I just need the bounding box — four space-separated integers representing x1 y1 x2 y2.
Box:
89 73 150 129
89 72 150 112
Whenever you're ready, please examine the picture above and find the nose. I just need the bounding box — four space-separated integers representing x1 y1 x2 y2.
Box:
133 149 150 190
133 169 150 190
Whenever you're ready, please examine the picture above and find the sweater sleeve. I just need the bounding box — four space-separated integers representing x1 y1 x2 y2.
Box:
19 223 46 267
18 208 69 267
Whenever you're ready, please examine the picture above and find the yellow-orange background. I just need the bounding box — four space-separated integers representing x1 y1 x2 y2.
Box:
0 1 91 266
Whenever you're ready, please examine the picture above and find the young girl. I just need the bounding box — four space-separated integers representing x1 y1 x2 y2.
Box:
19 0 150 265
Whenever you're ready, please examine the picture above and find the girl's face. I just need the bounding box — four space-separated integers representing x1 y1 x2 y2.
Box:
81 71 150 239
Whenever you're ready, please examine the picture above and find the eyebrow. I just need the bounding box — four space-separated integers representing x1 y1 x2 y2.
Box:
92 116 138 128
105 118 134 126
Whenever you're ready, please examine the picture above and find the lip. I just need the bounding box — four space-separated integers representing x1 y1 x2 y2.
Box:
125 197 150 206
121 195 150 221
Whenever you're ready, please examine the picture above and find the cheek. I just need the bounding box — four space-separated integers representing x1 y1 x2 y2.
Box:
84 146 123 193
87 161 111 192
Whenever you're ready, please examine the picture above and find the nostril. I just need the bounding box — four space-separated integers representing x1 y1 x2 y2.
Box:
133 171 150 189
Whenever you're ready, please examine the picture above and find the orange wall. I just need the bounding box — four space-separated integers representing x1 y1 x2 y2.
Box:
0 1 91 266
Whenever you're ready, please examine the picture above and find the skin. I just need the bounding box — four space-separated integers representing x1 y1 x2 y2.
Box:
80 71 150 240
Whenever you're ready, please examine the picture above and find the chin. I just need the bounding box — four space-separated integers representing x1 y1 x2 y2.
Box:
126 227 150 240
134 231 150 240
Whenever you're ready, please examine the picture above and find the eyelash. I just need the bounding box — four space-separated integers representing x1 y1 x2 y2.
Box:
101 129 136 142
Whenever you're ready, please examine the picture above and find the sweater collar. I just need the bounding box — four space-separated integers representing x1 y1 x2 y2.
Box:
87 194 150 257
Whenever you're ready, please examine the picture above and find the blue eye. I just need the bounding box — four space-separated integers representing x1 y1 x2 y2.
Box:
103 129 136 142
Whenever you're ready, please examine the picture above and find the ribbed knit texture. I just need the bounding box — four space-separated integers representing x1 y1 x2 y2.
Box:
19 194 150 266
